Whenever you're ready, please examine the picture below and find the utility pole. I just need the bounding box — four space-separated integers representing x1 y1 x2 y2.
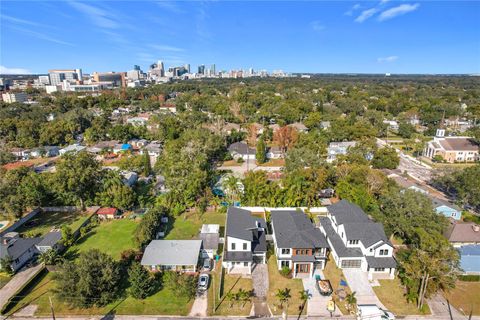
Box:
49 296 55 320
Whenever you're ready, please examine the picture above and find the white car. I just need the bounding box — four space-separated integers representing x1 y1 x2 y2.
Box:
357 305 395 320
198 274 210 292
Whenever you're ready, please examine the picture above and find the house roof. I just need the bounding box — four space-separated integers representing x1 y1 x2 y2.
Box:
431 197 462 212
271 210 329 249
228 142 255 155
445 222 480 243
343 222 390 248
141 240 202 266
288 122 308 131
226 207 266 241
0 237 41 261
366 256 397 269
97 207 118 215
199 233 219 250
224 251 253 262
320 217 363 258
36 231 62 248
328 200 370 225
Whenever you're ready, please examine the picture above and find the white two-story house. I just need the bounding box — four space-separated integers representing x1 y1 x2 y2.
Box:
222 207 267 274
271 210 329 278
319 200 396 280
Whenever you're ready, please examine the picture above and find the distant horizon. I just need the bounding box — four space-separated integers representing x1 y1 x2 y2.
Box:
2 1 479 75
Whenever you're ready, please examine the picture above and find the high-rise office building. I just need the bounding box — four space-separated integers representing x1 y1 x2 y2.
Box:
92 72 126 87
48 69 82 85
210 64 216 76
198 65 205 75
184 64 191 73
149 60 165 78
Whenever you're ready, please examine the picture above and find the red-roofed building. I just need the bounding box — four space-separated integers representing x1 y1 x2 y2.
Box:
96 207 121 220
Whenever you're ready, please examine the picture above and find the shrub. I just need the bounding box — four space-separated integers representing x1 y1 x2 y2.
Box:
163 271 198 299
236 157 244 164
280 266 291 278
458 275 480 282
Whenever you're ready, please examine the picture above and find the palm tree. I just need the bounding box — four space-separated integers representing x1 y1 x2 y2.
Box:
345 291 357 313
238 289 253 308
299 290 311 312
224 175 241 204
226 292 237 308
38 249 62 266
275 288 291 320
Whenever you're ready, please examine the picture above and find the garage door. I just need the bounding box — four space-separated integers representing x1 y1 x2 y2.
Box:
341 259 362 268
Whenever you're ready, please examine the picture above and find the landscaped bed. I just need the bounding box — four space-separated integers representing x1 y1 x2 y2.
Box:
373 278 430 315
266 254 306 317
444 281 480 315
322 257 352 315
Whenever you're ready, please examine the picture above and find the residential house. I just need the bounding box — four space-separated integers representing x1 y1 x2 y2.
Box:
319 200 396 280
121 171 138 187
59 144 86 155
222 207 267 274
271 210 329 278
126 116 148 127
97 207 122 220
228 142 256 160
320 121 331 130
199 224 220 259
9 148 29 160
445 222 480 247
35 230 63 253
318 188 335 199
29 146 59 158
222 123 242 135
0 232 41 272
266 146 283 159
432 198 462 220
327 141 357 163
141 141 162 165
141 240 202 272
383 120 399 132
424 130 479 163
288 122 308 133
86 140 119 156
128 138 148 150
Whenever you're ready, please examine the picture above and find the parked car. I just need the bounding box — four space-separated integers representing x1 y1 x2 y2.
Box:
202 258 212 271
198 274 210 292
357 305 395 320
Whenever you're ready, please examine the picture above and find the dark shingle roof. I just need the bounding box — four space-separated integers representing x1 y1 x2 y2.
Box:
199 233 219 250
431 197 462 211
320 217 363 258
0 237 41 261
271 210 329 249
224 251 253 262
366 256 397 269
292 255 315 262
36 231 62 248
228 142 255 155
343 222 389 248
226 207 265 241
328 200 370 224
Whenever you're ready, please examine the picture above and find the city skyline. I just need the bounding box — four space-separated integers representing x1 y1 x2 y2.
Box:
1 1 480 74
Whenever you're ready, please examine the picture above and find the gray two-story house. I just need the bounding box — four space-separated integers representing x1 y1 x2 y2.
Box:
271 210 329 278
319 200 396 280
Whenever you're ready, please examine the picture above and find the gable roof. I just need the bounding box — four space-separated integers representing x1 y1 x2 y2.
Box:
445 222 480 243
36 231 62 248
328 200 370 225
226 207 266 241
228 142 255 155
437 137 479 151
431 197 462 212
141 240 202 266
0 237 41 261
343 222 389 248
271 210 328 249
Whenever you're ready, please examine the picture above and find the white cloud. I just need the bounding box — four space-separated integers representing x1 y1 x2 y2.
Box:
377 56 399 63
378 3 420 21
310 21 326 32
155 0 184 14
0 65 32 74
355 8 378 23
344 4 361 16
150 44 185 52
9 25 74 46
380 0 391 4
69 2 119 29
0 14 42 27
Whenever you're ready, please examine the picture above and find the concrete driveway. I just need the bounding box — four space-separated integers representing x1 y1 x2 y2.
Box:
251 264 271 317
302 271 341 317
0 264 44 312
342 269 385 308
188 290 207 317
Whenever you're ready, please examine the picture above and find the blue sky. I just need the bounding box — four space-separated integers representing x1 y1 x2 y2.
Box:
1 1 479 74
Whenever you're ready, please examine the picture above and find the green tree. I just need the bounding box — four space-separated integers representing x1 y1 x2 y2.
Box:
54 249 121 307
61 225 75 247
256 135 267 164
345 291 357 312
142 152 152 176
128 262 156 299
371 147 400 169
275 288 291 320
134 207 167 247
38 249 63 266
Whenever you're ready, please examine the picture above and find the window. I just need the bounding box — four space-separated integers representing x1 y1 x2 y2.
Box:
349 240 359 245
231 243 236 250
374 268 385 272
243 243 247 250
281 260 289 268
379 249 388 256
244 262 248 267
341 260 361 268
281 248 290 255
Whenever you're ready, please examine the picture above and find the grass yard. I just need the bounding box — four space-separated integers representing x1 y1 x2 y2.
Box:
373 278 430 315
258 159 285 167
267 255 307 317
322 258 351 315
221 160 242 167
165 210 226 240
213 272 253 316
68 219 139 260
16 210 89 236
7 271 193 316
445 281 480 315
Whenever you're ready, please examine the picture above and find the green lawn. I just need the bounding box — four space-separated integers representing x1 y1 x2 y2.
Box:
165 210 226 240
322 256 352 315
267 255 307 316
445 281 480 315
7 271 193 316
214 273 253 316
373 278 430 315
15 210 89 236
68 219 139 260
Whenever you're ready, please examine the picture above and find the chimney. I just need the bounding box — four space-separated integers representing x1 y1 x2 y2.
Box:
473 225 480 232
